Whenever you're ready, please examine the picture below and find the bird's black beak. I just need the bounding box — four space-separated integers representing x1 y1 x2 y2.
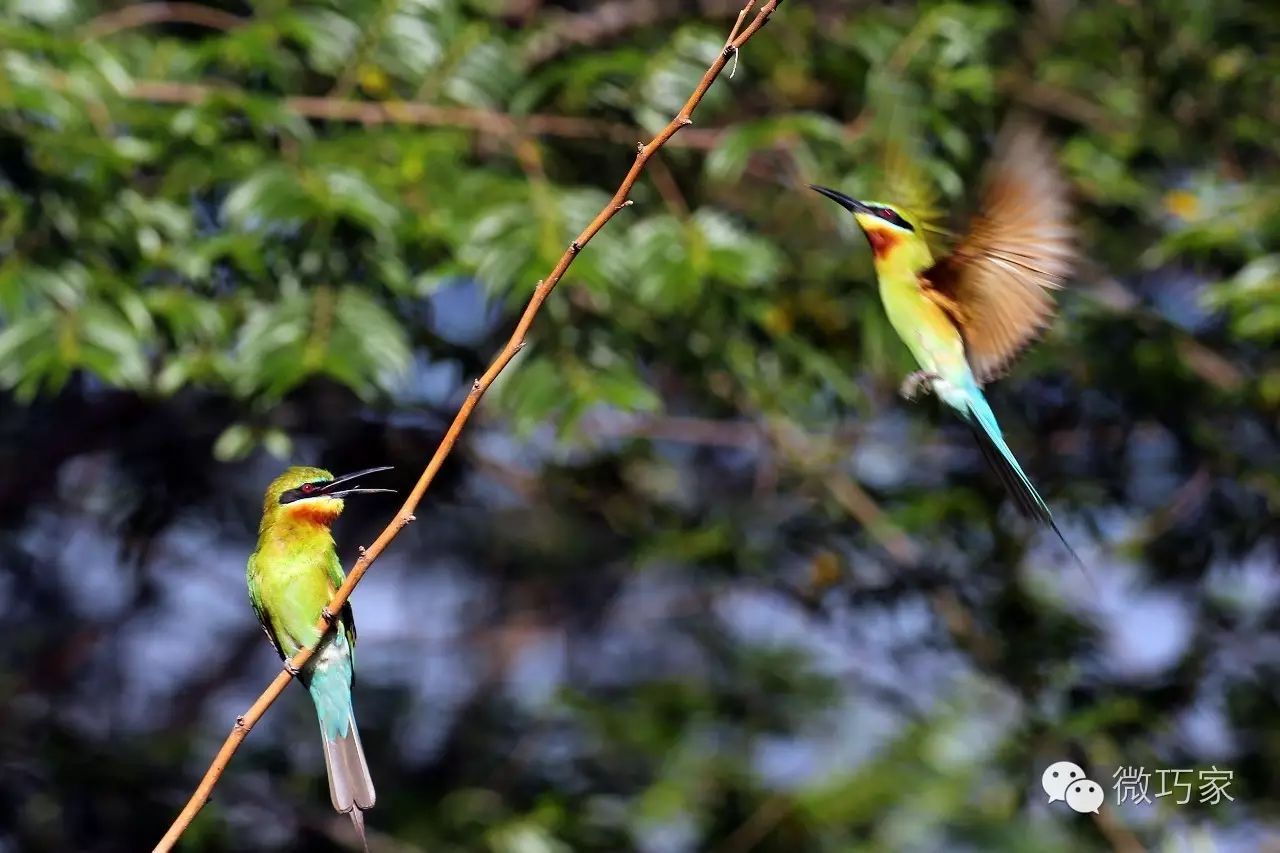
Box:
808 184 871 215
319 466 395 499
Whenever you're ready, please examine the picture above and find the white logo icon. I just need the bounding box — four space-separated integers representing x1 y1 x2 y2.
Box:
1066 779 1105 814
1042 761 1103 813
1041 761 1087 803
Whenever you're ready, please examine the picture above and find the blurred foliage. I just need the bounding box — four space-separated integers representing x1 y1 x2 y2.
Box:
3 0 1280 852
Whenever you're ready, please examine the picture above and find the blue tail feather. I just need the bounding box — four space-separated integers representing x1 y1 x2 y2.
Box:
304 637 375 823
963 387 1053 522
956 379 1085 571
307 657 354 739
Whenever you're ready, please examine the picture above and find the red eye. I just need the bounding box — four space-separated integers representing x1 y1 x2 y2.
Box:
301 483 315 494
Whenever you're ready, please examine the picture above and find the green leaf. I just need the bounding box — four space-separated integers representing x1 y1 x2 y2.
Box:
213 423 255 462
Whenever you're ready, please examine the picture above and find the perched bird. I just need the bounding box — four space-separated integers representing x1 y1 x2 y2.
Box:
810 121 1078 559
247 465 393 845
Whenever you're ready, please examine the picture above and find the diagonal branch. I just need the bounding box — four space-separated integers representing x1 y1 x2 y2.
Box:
151 2 785 850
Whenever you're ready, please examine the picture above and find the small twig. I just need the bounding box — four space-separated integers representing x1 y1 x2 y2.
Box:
646 154 690 217
823 471 922 568
999 75 1127 134
524 0 745 65
1092 807 1150 853
151 2 785 850
589 413 868 449
117 80 733 150
767 421 922 568
714 793 790 853
80 2 247 39
725 0 756 44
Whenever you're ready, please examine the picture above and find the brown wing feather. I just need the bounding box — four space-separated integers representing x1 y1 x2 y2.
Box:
925 121 1075 383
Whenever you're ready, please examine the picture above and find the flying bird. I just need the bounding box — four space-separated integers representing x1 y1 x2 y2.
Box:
810 121 1079 560
247 465 394 846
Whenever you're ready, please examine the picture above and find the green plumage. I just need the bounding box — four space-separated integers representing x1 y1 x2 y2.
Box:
247 466 376 842
810 123 1082 566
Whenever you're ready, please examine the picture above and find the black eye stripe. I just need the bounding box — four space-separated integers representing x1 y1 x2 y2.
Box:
875 207 914 232
279 480 332 504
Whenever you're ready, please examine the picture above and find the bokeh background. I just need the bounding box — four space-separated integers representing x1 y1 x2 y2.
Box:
3 0 1279 850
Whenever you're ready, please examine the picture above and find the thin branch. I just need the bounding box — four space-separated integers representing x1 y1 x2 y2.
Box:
122 80 732 150
823 470 921 567
645 153 691 217
767 420 922 568
592 410 921 566
524 0 744 65
724 0 758 44
999 75 1127 134
591 413 769 449
151 2 785 850
1092 799 1150 853
81 2 247 39
714 793 792 853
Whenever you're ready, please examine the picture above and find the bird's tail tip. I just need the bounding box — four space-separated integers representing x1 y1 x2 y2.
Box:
348 807 369 852
965 414 1095 582
319 710 376 848
1046 516 1098 590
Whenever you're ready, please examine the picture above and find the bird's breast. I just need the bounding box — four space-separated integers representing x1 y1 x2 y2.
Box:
878 276 967 377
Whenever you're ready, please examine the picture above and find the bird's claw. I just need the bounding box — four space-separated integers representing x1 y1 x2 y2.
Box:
284 661 302 678
321 606 335 623
900 371 940 400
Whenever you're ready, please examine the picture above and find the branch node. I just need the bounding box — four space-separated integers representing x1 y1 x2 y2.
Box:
321 607 336 623
636 142 645 154
618 199 635 210
234 715 246 730
284 661 302 678
679 116 694 127
405 514 417 523
471 377 482 392
569 240 581 254
514 340 527 353
357 544 366 555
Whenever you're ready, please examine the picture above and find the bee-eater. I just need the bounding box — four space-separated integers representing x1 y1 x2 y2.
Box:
247 465 393 843
810 122 1079 560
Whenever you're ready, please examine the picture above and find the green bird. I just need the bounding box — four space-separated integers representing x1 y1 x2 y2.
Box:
810 122 1079 559
247 465 393 843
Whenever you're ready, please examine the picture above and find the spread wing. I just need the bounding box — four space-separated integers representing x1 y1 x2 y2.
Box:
923 121 1075 383
882 134 948 245
876 93 952 254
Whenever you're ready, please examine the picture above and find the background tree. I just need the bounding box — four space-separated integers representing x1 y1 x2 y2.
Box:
2 0 1278 851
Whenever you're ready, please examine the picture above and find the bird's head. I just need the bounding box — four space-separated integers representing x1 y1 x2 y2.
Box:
261 465 394 529
808 185 932 271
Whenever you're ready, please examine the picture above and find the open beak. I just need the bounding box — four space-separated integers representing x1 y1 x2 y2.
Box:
808 184 871 215
319 465 395 499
